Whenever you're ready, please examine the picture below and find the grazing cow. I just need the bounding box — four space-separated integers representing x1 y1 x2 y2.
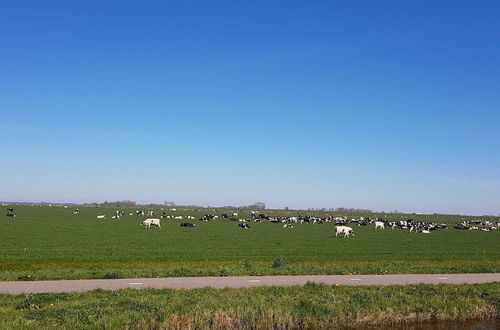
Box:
7 208 14 212
141 218 161 229
180 222 196 227
174 216 183 220
374 221 385 230
72 209 80 214
96 214 105 219
332 216 348 225
335 226 354 238
283 223 294 228
205 214 216 221
232 212 238 217
6 213 15 218
238 223 250 229
186 216 195 219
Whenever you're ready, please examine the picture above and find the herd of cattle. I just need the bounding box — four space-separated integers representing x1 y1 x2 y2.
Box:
5 208 499 237
89 209 500 236
454 219 499 232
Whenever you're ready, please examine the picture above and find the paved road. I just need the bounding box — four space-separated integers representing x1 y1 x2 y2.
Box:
0 274 499 295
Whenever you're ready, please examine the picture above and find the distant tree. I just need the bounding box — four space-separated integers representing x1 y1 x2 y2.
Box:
99 200 137 207
245 202 266 209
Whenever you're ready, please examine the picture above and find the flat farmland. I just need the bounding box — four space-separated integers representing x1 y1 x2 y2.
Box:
1 205 498 280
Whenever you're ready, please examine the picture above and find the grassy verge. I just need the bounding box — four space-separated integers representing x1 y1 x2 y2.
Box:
0 283 498 329
2 205 499 280
2 260 499 281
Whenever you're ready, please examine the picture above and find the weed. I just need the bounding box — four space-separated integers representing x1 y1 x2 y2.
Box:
272 258 287 268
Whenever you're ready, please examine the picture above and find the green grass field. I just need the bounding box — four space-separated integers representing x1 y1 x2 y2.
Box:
1 283 498 329
1 205 499 280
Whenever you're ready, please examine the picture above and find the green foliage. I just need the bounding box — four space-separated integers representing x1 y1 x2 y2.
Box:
103 272 120 279
219 267 230 277
16 295 41 310
17 274 35 281
272 258 287 268
0 283 497 328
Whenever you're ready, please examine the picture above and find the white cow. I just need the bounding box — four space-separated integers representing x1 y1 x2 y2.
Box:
374 221 385 230
335 226 354 238
142 218 161 229
96 214 105 219
232 212 238 217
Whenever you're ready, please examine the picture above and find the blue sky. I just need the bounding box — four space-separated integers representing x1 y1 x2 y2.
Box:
1 1 499 215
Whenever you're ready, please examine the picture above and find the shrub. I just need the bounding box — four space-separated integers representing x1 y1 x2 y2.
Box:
17 274 35 281
272 258 287 268
103 272 120 279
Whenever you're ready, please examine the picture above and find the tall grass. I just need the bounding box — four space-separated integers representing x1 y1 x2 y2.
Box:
0 283 498 329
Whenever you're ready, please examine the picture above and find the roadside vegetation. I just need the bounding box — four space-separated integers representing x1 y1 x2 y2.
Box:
1 205 499 280
0 283 498 329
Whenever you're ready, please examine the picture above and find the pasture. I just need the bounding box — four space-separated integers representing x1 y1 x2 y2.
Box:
1 205 499 280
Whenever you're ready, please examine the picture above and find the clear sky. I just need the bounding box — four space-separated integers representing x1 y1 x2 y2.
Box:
1 1 499 215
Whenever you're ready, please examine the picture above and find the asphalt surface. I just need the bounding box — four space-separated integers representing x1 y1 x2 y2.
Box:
0 274 498 295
